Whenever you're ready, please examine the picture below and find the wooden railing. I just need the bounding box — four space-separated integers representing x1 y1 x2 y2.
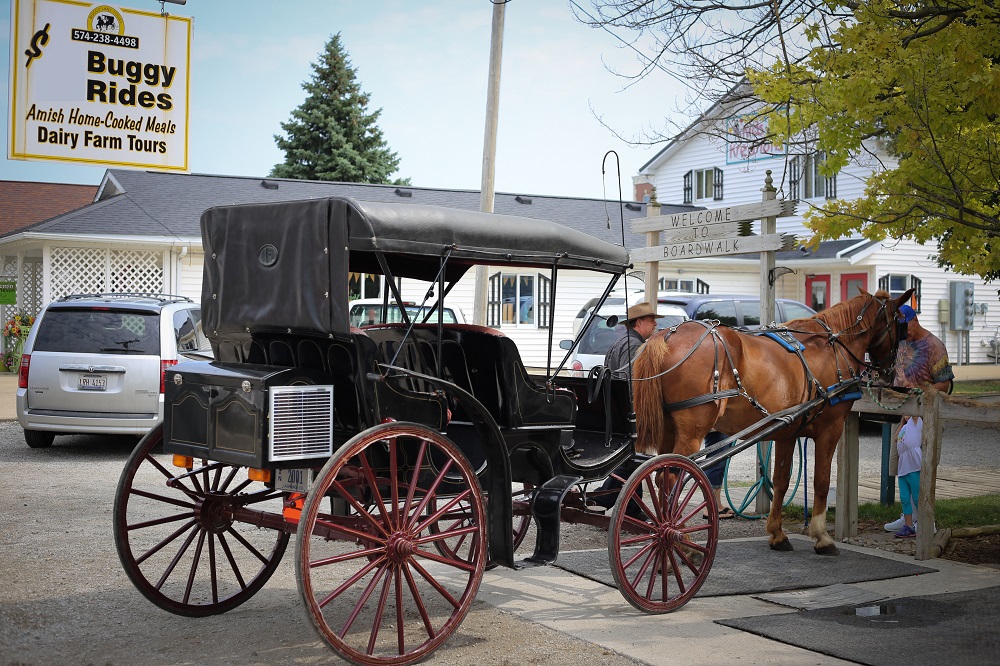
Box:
838 388 1000 559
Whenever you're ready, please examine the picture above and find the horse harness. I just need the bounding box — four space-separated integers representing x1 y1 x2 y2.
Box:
653 294 899 432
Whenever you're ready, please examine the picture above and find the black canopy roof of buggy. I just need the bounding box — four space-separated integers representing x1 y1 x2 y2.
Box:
200 197 630 343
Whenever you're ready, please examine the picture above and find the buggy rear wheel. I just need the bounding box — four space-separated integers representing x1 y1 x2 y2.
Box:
427 482 532 568
608 453 718 613
113 423 290 616
296 422 486 665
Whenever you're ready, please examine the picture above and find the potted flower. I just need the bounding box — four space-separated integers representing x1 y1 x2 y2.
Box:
3 310 36 372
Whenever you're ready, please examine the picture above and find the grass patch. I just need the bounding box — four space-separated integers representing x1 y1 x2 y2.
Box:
778 494 1000 528
951 379 1000 396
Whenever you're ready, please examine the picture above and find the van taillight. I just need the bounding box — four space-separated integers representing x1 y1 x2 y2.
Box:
571 360 583 371
18 354 29 388
160 359 178 393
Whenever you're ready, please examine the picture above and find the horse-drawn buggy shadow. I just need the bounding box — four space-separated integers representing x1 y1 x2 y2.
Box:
113 196 911 664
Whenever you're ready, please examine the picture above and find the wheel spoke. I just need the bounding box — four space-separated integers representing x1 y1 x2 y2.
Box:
358 449 394 532
127 511 192 531
155 524 199 590
337 563 389 639
224 526 269 565
408 557 461 609
129 487 196 510
217 532 248 590
134 518 198 565
181 529 207 604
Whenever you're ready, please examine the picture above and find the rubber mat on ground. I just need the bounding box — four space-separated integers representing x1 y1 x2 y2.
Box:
553 537 937 597
716 585 1000 666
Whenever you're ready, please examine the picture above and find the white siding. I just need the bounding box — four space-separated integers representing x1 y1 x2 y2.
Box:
177 252 204 302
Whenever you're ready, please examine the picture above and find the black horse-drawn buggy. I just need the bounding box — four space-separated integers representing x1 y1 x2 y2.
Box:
113 196 908 664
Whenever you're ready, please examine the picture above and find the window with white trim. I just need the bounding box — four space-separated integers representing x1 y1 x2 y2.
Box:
789 152 837 201
683 167 724 204
488 272 551 328
878 274 922 312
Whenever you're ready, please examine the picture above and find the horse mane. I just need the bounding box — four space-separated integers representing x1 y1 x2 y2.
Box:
785 289 889 335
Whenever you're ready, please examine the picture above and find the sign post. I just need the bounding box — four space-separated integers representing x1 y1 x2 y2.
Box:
630 173 796 515
8 0 192 171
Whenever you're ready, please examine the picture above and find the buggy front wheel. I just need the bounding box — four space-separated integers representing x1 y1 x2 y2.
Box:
608 453 718 613
296 422 487 665
113 423 290 616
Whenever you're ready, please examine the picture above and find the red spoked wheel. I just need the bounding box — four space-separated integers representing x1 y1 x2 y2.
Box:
295 422 487 665
427 482 533 568
608 453 718 613
113 423 290 616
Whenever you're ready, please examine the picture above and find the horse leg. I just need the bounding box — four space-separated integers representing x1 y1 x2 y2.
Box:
766 437 796 551
808 431 840 555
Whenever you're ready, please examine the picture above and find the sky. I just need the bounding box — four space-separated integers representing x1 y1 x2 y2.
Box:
2 0 692 201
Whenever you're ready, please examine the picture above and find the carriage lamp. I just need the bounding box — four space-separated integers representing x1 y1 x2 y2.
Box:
172 454 192 469
248 468 272 483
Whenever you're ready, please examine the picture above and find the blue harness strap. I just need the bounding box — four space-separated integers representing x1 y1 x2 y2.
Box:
760 330 806 352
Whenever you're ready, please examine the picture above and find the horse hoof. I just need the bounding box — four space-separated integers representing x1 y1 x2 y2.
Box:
815 543 840 556
769 539 794 552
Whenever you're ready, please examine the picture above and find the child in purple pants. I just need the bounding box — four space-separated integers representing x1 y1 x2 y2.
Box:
894 416 923 538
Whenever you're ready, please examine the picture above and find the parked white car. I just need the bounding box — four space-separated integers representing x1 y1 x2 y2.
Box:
348 298 467 327
561 303 689 376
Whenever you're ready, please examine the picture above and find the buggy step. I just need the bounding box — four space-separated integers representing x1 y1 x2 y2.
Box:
519 474 583 568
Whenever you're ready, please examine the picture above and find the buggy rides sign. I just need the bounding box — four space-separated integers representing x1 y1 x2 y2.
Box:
8 0 191 171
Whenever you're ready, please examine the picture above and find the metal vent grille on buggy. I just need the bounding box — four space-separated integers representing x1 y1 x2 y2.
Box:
269 385 334 461
163 361 334 468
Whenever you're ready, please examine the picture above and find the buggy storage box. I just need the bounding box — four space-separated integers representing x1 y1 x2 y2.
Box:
164 361 334 468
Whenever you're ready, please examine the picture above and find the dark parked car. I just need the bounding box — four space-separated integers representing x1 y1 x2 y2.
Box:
657 292 816 329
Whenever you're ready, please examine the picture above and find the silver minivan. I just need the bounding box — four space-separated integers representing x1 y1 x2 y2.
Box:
16 294 212 448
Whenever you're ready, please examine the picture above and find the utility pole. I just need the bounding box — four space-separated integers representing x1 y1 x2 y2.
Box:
473 0 506 326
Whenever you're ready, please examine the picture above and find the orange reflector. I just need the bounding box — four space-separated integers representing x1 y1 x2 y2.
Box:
248 468 271 483
172 454 193 469
283 493 305 523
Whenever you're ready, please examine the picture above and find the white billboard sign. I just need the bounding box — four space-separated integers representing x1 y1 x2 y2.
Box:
8 1 191 171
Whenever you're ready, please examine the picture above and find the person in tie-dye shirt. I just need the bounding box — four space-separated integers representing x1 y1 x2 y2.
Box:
883 304 954 533
894 306 954 391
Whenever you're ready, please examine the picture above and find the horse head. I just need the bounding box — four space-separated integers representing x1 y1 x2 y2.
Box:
858 288 915 380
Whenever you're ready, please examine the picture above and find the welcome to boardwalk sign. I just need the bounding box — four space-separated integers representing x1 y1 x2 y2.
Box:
8 0 191 171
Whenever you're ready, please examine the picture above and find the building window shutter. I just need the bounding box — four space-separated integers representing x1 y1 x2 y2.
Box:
713 167 724 200
488 271 501 326
910 276 922 312
537 273 551 329
826 171 837 200
683 170 693 204
697 279 710 294
878 274 889 292
789 156 801 201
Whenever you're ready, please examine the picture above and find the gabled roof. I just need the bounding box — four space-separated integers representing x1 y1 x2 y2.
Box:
0 180 98 235
5 170 696 250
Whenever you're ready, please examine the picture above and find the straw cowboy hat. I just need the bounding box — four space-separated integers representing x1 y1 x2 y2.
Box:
625 301 661 322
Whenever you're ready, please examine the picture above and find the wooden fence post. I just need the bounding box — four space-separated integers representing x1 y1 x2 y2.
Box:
915 390 943 560
836 411 861 539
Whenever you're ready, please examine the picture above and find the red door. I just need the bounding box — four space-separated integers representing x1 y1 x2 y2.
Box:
840 273 868 302
805 274 831 312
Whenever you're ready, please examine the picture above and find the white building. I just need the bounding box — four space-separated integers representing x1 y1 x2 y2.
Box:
635 102 999 365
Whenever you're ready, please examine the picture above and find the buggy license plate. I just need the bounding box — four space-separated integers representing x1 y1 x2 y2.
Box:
274 468 314 493
78 374 107 391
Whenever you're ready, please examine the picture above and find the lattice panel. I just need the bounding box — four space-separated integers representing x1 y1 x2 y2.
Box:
50 247 106 298
110 249 163 294
24 260 43 313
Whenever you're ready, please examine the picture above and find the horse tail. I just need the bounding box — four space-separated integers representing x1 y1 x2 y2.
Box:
632 334 668 455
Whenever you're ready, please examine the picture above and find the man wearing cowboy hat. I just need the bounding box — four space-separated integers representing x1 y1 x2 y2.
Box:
604 301 660 379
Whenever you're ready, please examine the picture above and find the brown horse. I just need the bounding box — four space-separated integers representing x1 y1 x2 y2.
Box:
632 289 913 555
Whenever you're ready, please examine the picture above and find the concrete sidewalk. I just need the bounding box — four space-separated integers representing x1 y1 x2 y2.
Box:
476 535 1000 666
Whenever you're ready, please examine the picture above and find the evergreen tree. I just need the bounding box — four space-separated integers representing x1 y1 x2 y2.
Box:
271 34 408 184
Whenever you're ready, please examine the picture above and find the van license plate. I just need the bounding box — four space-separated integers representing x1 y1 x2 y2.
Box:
79 374 107 390
274 468 313 493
